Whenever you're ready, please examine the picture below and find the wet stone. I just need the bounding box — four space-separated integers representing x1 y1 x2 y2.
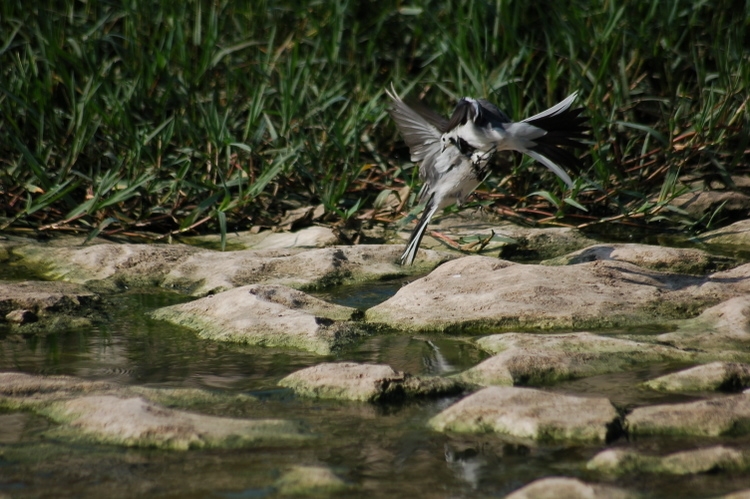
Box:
0 281 100 333
274 465 349 495
699 219 750 250
655 296 750 352
626 393 750 437
41 395 309 450
366 256 750 333
162 244 448 296
587 445 749 475
428 386 619 443
543 243 736 274
643 362 750 393
459 332 695 387
504 477 638 499
9 239 448 296
5 308 38 324
187 224 338 251
395 215 598 260
279 362 465 402
150 284 367 355
672 191 750 221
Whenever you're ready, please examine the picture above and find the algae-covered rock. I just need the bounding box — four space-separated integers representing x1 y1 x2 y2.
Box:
275 465 349 495
41 395 310 450
504 477 638 499
543 243 736 274
367 256 748 333
458 332 694 386
151 284 366 355
279 362 464 402
428 386 618 443
626 393 750 437
0 280 101 333
587 445 748 475
643 362 750 392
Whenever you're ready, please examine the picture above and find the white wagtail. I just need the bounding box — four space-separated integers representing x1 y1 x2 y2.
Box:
386 85 588 265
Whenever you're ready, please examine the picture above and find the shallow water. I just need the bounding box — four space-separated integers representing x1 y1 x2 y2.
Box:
2 286 750 498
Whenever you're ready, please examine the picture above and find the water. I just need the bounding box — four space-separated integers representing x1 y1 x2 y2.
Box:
2 287 750 498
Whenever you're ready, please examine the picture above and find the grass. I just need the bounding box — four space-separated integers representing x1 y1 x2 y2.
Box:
0 0 748 243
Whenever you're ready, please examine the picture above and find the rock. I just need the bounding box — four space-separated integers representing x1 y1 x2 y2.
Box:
10 239 448 296
672 191 750 220
504 477 637 499
12 242 200 287
0 372 112 402
643 362 750 392
0 281 100 332
366 256 750 333
626 393 750 437
275 465 349 495
655 296 750 352
0 280 99 316
428 386 618 443
458 332 694 386
186 224 338 250
0 372 256 410
161 244 448 296
5 309 38 324
699 219 750 250
279 362 464 402
41 395 308 450
719 490 750 499
587 445 748 475
394 216 597 260
0 373 301 450
543 243 736 274
151 284 366 355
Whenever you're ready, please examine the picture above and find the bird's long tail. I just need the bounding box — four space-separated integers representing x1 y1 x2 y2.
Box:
521 93 589 183
400 195 440 266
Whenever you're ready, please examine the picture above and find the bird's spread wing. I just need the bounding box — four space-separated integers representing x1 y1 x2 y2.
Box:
386 84 444 163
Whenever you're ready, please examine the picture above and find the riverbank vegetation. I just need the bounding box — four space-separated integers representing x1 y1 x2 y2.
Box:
1 0 747 242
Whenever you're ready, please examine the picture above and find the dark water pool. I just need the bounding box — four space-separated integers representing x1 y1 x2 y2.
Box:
2 288 750 498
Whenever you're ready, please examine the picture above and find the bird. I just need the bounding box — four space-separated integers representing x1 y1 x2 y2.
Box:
386 85 489 266
386 85 588 265
440 92 588 188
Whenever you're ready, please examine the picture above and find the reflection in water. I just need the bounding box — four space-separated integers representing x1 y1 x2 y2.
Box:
424 340 456 375
445 444 484 489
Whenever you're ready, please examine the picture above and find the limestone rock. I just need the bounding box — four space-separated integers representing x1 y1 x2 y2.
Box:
42 395 308 450
395 216 597 260
626 393 750 437
367 256 750 333
151 284 366 355
672 191 750 220
187 224 337 250
10 239 447 296
644 362 750 392
279 362 464 402
428 386 618 443
0 280 99 316
656 296 750 352
275 465 349 495
504 477 637 499
544 243 735 274
699 219 750 250
587 445 748 475
459 332 694 386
